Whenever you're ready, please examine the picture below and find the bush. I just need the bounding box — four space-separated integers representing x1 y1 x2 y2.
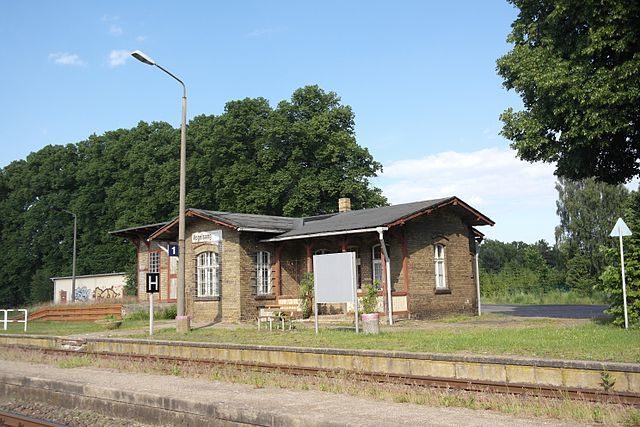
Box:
361 282 379 314
299 273 314 319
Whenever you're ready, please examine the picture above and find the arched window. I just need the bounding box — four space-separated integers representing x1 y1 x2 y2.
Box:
434 244 447 289
197 252 220 297
314 248 330 255
256 251 271 295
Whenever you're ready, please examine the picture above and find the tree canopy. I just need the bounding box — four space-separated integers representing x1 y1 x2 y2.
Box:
0 85 386 307
497 0 640 183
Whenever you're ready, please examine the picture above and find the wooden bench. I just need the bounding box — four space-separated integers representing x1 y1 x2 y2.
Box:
257 303 302 330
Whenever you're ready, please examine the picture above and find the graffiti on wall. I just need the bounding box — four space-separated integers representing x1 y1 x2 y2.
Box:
93 285 123 300
74 286 91 302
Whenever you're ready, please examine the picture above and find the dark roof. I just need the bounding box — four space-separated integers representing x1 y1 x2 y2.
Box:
109 222 169 239
110 196 494 242
190 209 295 231
267 196 493 241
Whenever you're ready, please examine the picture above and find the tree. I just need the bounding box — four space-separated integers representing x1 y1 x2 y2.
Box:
497 0 640 183
601 190 640 327
0 86 387 307
555 177 628 284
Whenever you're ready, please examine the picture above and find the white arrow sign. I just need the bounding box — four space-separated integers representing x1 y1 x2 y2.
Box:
610 217 632 237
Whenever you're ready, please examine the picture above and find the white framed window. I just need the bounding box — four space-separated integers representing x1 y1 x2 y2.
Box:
256 251 271 295
149 252 160 273
197 251 221 297
435 244 447 289
371 244 389 288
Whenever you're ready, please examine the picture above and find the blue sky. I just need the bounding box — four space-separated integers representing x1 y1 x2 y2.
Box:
0 1 591 243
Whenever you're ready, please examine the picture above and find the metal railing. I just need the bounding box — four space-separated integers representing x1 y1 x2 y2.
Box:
1 309 27 332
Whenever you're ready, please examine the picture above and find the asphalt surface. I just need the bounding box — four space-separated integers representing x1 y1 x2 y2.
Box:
482 304 609 319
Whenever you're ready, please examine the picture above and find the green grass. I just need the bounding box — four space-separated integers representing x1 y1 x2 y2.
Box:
482 290 607 305
0 319 152 335
138 319 640 363
5 315 639 363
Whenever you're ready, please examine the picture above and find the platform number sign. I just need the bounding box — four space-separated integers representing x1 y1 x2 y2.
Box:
146 273 160 294
169 243 179 257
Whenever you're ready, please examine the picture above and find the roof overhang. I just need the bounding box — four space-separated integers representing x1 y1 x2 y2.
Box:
262 227 387 243
109 222 169 240
385 197 494 228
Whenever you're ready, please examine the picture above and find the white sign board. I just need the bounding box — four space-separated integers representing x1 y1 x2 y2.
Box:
192 230 222 243
313 252 359 334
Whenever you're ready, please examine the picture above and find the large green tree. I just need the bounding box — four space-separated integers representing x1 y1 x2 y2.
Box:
555 177 628 286
497 0 640 183
0 86 386 307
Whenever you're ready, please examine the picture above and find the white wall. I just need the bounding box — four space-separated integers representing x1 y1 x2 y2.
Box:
52 273 126 304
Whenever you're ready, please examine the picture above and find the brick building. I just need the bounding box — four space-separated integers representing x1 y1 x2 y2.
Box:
110 197 493 323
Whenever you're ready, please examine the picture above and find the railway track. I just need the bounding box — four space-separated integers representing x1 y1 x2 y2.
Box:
15 346 640 407
0 409 63 427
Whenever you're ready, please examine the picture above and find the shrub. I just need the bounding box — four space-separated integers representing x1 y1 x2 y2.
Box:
361 282 379 314
299 272 314 319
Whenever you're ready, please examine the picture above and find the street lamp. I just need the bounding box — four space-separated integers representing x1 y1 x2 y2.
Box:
131 50 190 333
62 210 77 303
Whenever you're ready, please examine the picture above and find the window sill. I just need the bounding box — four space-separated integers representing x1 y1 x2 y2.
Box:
434 288 451 295
255 294 276 301
195 296 220 302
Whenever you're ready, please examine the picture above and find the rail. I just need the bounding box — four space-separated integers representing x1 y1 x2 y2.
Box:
1 309 27 332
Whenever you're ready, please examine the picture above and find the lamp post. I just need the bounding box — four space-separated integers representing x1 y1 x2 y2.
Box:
131 50 190 332
62 210 77 303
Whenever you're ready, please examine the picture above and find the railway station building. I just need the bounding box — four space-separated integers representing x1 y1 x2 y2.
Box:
110 196 493 323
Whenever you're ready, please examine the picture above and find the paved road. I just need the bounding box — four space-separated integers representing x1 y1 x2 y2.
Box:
482 304 609 319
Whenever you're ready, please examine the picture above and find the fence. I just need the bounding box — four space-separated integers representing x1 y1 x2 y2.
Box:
1 309 27 332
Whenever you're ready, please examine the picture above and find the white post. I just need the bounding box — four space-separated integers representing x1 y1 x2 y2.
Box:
1 310 6 331
20 309 27 333
149 293 154 336
619 231 629 329
475 241 482 316
314 302 319 335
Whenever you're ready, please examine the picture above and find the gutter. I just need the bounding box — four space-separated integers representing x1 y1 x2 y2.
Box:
262 227 388 242
237 227 289 234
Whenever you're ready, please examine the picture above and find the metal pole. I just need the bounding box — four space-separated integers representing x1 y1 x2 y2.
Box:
149 292 154 336
71 213 77 303
177 92 187 321
619 231 629 329
131 51 189 332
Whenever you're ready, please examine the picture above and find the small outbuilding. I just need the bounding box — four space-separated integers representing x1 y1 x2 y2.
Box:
51 272 126 304
110 196 493 322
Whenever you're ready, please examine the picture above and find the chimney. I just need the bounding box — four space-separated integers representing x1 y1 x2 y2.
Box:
338 197 351 213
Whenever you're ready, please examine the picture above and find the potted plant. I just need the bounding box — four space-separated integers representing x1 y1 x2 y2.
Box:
361 281 380 334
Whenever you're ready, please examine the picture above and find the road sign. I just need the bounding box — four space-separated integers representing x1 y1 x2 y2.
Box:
169 243 179 257
146 273 160 294
610 217 632 329
610 217 632 237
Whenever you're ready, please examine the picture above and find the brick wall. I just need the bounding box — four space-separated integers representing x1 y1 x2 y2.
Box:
184 222 240 323
404 209 477 318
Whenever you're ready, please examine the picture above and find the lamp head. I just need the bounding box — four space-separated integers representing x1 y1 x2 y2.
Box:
131 50 156 66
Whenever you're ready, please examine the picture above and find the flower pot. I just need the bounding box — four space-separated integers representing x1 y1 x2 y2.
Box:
362 312 380 334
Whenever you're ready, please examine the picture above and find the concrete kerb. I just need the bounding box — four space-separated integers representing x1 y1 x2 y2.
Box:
1 333 640 395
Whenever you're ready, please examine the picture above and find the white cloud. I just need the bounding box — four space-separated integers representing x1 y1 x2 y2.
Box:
377 148 559 243
109 24 123 36
109 50 129 67
49 52 86 66
136 35 147 42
